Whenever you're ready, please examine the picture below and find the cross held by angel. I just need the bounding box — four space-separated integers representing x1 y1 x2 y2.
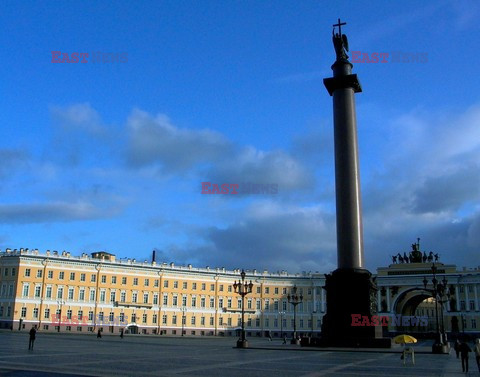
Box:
332 18 349 61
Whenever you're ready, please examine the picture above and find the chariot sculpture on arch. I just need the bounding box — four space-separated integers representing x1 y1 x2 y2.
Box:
390 239 440 264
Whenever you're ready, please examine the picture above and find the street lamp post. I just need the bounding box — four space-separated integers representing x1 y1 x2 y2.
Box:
423 263 450 354
181 307 187 336
311 311 317 336
16 311 23 331
279 311 285 338
287 286 303 345
233 269 253 348
437 276 450 341
57 300 65 332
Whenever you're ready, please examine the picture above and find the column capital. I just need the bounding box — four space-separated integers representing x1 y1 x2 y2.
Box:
323 74 362 96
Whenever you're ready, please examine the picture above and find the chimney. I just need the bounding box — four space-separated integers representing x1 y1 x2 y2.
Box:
152 249 156 263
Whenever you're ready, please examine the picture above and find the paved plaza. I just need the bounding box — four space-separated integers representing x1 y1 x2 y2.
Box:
0 331 475 376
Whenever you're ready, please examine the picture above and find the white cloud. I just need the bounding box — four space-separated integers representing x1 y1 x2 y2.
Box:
205 146 314 192
48 103 114 167
450 0 480 29
0 149 29 179
160 201 337 273
125 108 314 192
50 103 107 137
359 104 480 268
126 109 231 172
0 201 121 224
13 101 480 272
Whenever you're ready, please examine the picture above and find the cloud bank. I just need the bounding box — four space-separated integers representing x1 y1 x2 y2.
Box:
3 103 480 273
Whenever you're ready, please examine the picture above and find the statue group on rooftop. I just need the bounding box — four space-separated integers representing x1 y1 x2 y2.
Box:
391 240 439 264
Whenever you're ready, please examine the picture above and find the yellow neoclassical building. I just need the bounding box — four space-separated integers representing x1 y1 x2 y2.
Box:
0 249 325 337
1 247 479 338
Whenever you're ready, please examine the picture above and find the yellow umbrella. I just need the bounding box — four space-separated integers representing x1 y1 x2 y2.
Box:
393 334 417 344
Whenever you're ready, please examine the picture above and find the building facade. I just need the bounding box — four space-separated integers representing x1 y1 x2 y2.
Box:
0 248 479 338
0 249 325 337
376 261 480 336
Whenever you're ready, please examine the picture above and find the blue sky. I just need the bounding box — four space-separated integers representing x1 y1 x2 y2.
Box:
1 0 480 273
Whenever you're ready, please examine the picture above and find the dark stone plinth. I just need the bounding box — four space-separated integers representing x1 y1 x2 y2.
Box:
432 343 450 354
300 337 311 346
236 339 248 348
320 268 391 348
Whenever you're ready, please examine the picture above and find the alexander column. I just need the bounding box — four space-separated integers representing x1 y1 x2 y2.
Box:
321 19 389 347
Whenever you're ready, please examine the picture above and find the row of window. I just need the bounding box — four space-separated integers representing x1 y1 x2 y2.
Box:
2 267 16 277
4 304 479 330
20 269 314 295
416 300 477 315
19 307 134 323
20 284 320 312
23 269 159 286
15 307 323 328
22 285 152 304
460 300 477 311
459 285 475 293
0 284 14 298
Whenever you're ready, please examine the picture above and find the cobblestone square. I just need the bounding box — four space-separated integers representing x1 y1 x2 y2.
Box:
0 332 469 376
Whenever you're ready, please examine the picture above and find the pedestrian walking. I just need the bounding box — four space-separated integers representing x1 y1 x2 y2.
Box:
401 345 415 365
97 329 102 338
268 331 272 341
454 339 461 358
282 335 287 344
474 338 480 373
459 339 472 373
120 329 124 339
28 326 36 350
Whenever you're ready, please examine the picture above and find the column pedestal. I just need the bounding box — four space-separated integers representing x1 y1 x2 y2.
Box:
236 339 248 348
319 268 391 348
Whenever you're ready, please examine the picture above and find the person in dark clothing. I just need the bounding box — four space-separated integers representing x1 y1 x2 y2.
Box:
454 339 461 358
459 340 472 373
120 329 124 339
97 329 102 338
474 339 480 373
28 326 36 350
